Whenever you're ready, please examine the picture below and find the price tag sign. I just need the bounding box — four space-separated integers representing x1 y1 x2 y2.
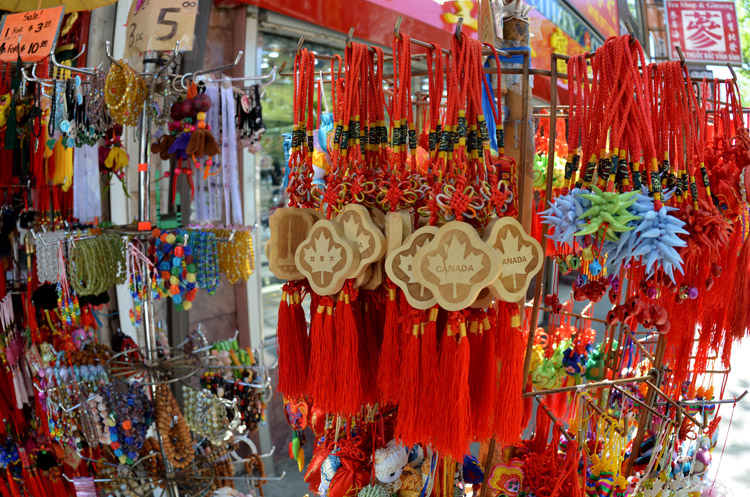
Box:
63 445 82 469
25 344 43 373
125 0 198 57
0 6 65 63
18 448 30 467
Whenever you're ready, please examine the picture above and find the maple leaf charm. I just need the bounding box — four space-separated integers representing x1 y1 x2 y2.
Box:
294 220 360 295
336 204 385 286
425 237 484 299
385 226 438 310
483 217 543 302
302 232 343 278
413 221 502 311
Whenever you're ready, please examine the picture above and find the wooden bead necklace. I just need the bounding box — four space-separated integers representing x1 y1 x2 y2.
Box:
154 384 195 469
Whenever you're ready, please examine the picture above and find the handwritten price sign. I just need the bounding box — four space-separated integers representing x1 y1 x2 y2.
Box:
0 6 65 63
125 0 198 57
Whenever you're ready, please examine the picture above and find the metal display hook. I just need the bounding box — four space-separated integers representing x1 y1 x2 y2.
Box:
180 50 244 89
50 43 95 75
62 473 114 484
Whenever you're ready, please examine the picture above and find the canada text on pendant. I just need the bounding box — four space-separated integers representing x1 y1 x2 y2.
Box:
483 217 543 302
413 221 502 312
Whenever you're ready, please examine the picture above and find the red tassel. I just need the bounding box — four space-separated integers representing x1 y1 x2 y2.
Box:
394 314 422 446
377 282 402 403
549 389 570 421
434 312 471 459
22 467 42 497
416 306 440 444
328 282 363 414
0 476 11 497
494 302 525 445
356 290 379 404
5 470 21 497
276 284 297 395
469 309 496 442
307 295 336 410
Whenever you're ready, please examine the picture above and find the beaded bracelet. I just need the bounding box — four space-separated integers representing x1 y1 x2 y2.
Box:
188 229 220 294
105 60 147 127
97 380 154 465
151 229 198 311
214 228 255 284
69 233 126 296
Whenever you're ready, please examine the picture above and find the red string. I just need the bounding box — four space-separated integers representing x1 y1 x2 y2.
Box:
711 400 735 494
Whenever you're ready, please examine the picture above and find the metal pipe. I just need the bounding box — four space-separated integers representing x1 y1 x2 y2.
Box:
654 390 747 407
645 380 703 427
535 396 574 441
526 373 655 397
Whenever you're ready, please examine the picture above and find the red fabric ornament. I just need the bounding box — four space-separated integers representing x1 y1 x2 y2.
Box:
394 310 422 446
433 312 471 458
355 290 379 405
5 470 21 497
417 306 440 444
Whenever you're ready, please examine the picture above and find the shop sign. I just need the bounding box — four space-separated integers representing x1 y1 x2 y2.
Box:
665 0 743 65
524 0 604 49
0 6 65 63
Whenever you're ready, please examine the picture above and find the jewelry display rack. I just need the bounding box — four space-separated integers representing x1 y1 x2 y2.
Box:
25 34 282 497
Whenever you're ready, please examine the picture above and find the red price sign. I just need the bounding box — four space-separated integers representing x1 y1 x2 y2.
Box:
0 6 65 63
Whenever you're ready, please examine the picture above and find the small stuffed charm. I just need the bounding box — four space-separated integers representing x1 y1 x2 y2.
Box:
374 440 408 492
318 454 342 497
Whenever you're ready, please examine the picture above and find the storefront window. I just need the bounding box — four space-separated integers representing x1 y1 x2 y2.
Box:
256 32 342 340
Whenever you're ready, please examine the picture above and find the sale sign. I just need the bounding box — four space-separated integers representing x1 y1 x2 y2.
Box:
665 0 743 65
0 6 65 63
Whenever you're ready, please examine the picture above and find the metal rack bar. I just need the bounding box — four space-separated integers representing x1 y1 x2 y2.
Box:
535 396 574 441
525 373 655 397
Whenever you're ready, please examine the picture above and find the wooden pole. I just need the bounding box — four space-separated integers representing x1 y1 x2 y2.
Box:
624 334 666 475
523 53 559 389
502 18 533 232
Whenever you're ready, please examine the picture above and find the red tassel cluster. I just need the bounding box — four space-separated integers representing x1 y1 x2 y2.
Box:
277 282 311 397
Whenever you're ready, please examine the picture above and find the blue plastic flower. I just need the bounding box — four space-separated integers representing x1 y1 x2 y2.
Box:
605 192 687 282
540 188 592 248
